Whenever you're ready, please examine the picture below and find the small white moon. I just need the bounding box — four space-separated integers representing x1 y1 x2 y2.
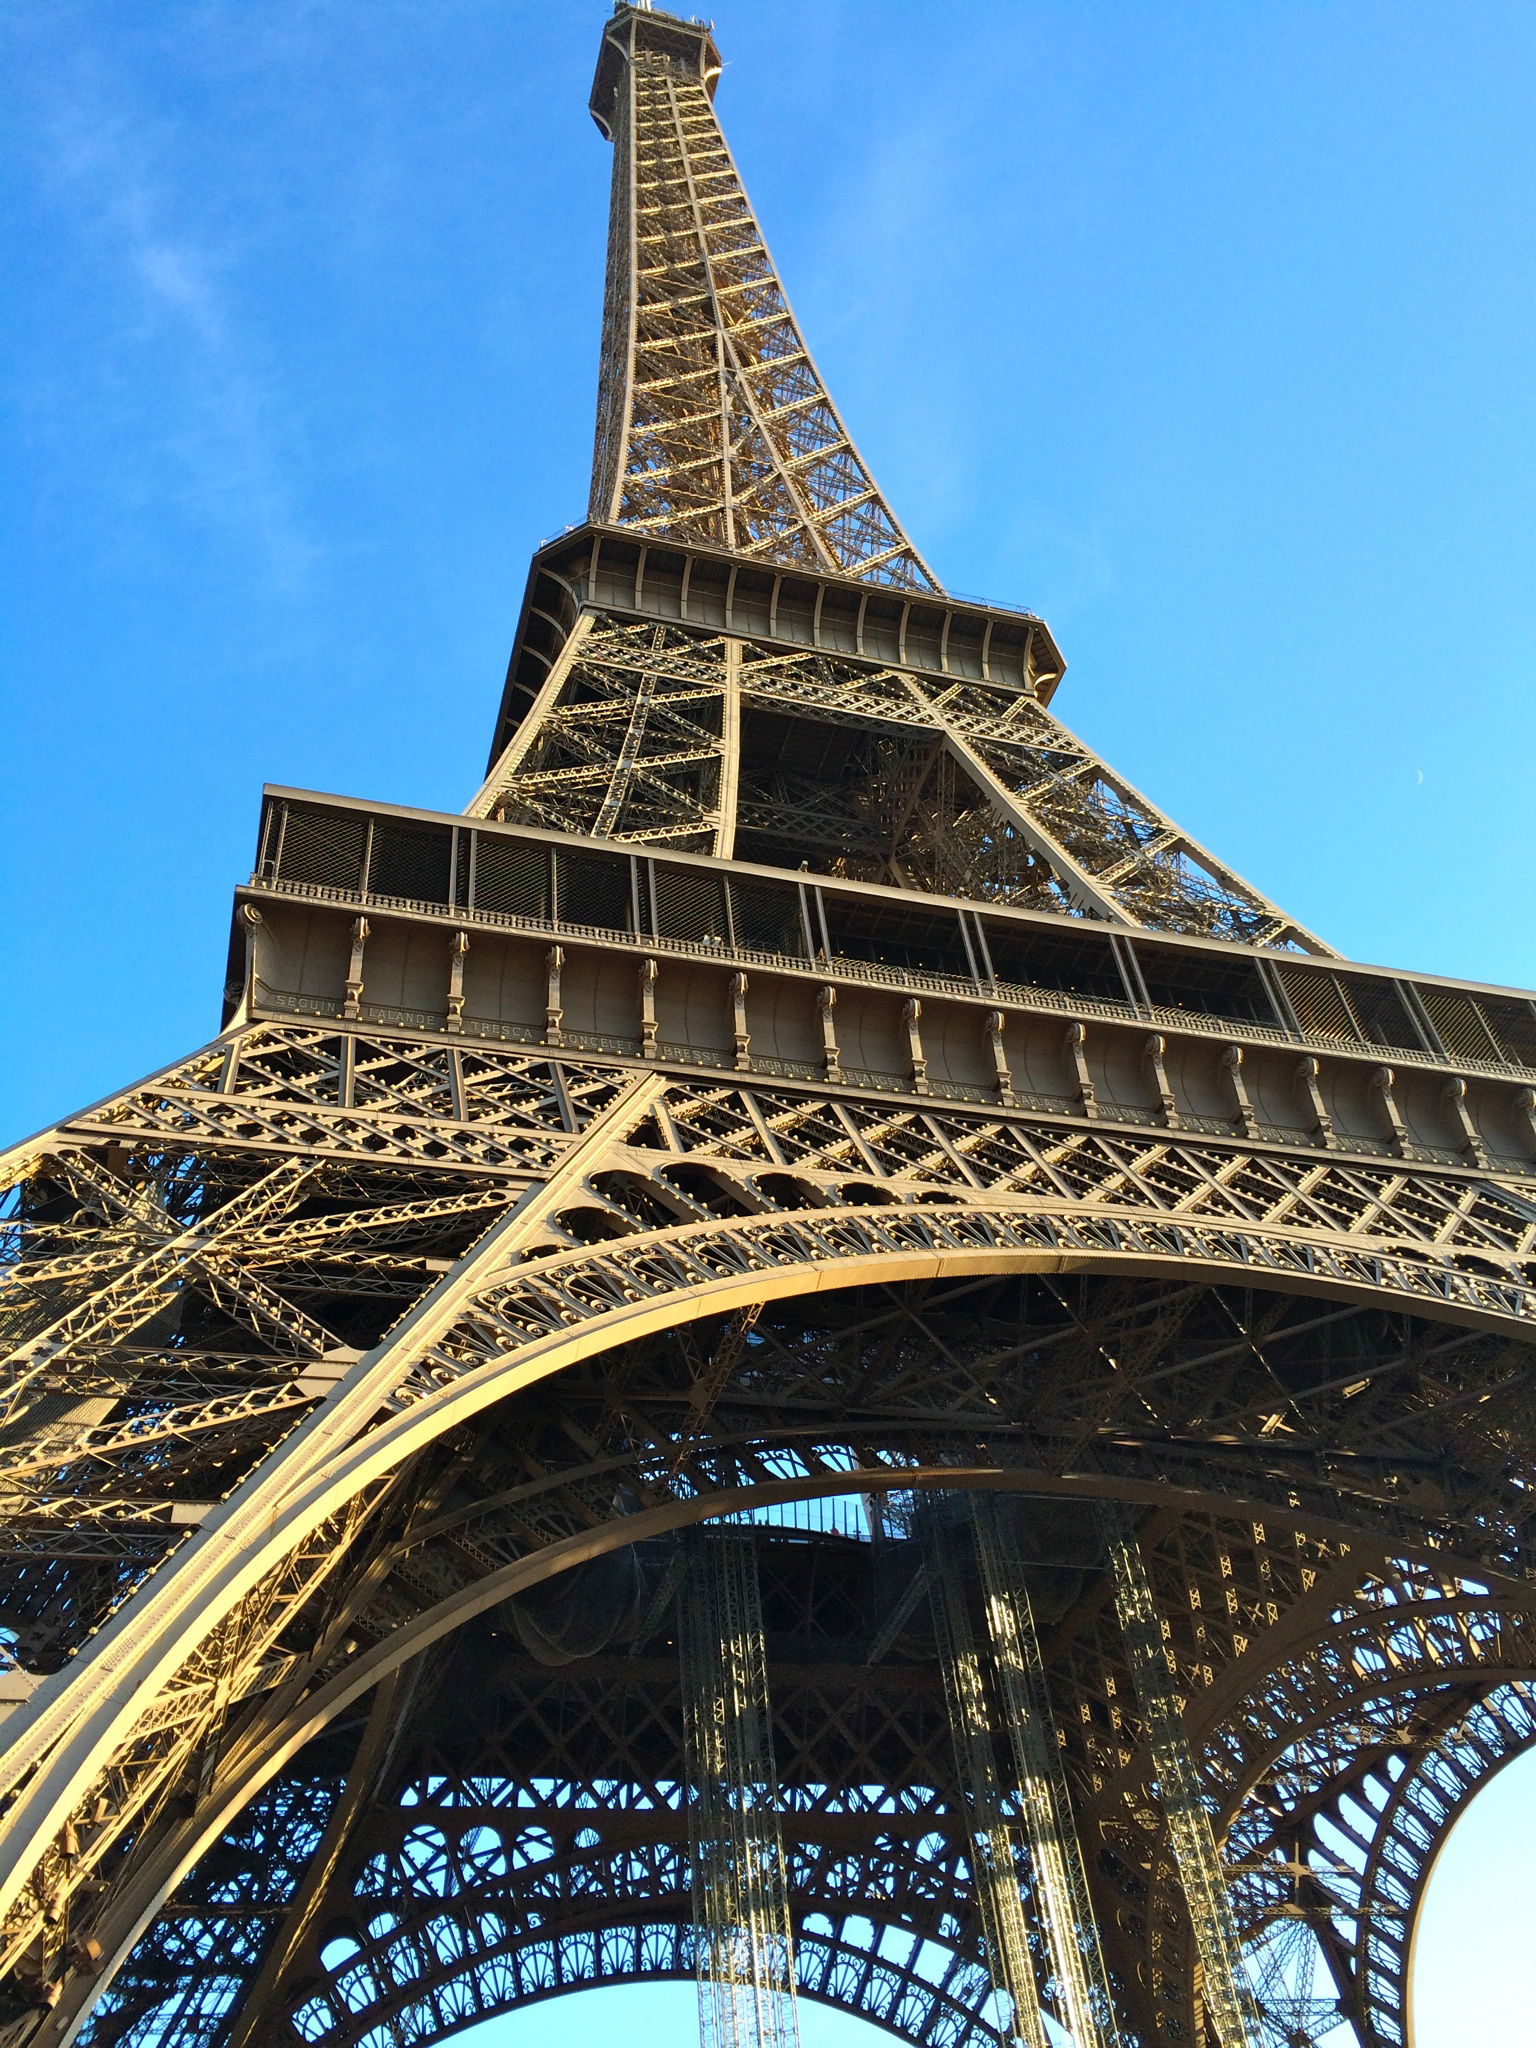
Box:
1414 769 1424 786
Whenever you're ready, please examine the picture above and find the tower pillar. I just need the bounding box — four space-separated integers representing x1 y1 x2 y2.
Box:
972 1499 1122 2048
1100 1508 1263 2048
679 1528 801 2048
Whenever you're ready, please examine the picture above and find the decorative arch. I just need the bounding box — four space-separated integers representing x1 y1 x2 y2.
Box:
9 1031 1536 2042
11 1200 1535 1997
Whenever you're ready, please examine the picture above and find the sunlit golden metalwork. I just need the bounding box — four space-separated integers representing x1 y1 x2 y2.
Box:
1 9 1533 2048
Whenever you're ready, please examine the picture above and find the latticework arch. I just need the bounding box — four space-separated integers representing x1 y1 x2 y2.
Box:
5 5 1536 2042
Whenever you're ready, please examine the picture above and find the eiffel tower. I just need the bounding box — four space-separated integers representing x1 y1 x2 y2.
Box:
4 8 1536 2046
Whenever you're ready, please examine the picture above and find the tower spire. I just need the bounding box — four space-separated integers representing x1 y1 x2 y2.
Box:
2 7 1535 2045
587 3 939 590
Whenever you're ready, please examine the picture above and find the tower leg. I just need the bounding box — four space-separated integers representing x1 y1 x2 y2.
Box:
678 1528 801 2048
971 1498 1123 2048
922 1510 1050 2048
1099 1507 1262 2048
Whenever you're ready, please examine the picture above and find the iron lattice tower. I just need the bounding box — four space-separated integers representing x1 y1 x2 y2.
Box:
3 9 1536 2048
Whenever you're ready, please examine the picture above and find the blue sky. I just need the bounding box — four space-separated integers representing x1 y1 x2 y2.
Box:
4 0 1536 2038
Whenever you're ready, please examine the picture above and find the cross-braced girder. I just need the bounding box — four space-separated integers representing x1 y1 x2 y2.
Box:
4 1020 1536 2042
475 609 1322 948
464 0 1334 949
66 1494 1536 2048
588 11 937 591
4 5 1535 2047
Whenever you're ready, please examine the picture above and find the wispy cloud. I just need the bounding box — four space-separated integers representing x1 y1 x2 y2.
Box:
23 52 316 592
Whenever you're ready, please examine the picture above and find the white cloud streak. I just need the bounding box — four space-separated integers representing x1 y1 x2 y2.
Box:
22 51 316 592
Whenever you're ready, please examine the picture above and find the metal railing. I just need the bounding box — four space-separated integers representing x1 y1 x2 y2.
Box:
245 873 1536 1090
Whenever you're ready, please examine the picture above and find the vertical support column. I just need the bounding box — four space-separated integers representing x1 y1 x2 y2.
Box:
679 1528 801 2048
237 904 264 1022
593 642 661 840
816 987 841 1082
715 637 743 859
445 930 469 1034
903 999 930 1095
731 974 752 1072
342 916 369 1022
545 945 565 1048
922 1512 1049 2048
1098 1507 1261 2048
971 1500 1121 2048
985 1012 1017 1109
639 957 660 1059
